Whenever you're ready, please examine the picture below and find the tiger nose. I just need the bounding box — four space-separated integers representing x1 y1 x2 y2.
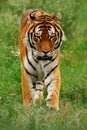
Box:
42 50 50 55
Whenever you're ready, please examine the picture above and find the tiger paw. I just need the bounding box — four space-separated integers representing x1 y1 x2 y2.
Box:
23 99 33 107
34 93 44 105
33 81 44 105
34 97 44 105
46 99 59 110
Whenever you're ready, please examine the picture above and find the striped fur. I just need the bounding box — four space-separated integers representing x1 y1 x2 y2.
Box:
19 9 65 110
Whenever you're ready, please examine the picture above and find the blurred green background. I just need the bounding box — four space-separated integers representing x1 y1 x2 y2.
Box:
0 0 87 130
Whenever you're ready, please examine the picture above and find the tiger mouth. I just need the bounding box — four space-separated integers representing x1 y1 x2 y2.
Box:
37 55 52 60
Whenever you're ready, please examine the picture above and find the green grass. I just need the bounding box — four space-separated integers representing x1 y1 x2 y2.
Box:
0 0 87 130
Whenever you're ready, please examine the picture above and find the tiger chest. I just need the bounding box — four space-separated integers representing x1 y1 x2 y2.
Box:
23 50 58 83
23 56 44 81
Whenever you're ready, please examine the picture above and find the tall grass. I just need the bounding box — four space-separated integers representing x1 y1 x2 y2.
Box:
0 102 87 130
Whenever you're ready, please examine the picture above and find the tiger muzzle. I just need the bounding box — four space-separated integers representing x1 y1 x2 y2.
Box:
37 51 53 60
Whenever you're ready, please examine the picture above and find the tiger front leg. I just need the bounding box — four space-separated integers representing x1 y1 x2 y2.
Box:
32 81 44 105
45 66 61 110
22 65 44 107
21 65 33 107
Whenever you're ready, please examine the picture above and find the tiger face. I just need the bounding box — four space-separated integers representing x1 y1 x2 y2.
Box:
24 11 65 61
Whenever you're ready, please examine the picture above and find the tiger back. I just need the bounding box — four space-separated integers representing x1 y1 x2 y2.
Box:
19 9 65 110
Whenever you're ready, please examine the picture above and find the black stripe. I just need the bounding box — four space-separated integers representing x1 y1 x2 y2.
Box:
33 81 43 86
32 82 43 91
45 64 58 80
24 67 37 78
55 24 62 32
32 88 43 91
28 32 36 50
44 56 56 68
54 41 61 50
46 79 55 88
33 22 53 28
28 24 35 32
26 49 36 71
35 89 43 91
32 82 36 88
54 31 62 49
30 42 36 50
54 24 63 49
46 81 52 88
55 24 63 41
37 82 43 85
32 51 38 63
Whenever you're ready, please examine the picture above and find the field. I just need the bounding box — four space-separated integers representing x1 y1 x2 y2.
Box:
0 0 87 130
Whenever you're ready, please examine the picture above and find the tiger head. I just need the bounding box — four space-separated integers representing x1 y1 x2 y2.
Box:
24 9 65 60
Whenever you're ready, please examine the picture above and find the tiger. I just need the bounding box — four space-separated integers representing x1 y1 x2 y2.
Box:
19 9 65 110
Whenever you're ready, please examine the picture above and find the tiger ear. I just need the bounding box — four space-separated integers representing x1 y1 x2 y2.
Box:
53 13 61 23
62 31 66 41
30 13 36 20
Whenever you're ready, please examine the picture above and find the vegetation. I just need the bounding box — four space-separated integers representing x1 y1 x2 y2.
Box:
0 0 87 130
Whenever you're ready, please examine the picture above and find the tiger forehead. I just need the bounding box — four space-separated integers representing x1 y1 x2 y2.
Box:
36 15 53 22
35 25 55 35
